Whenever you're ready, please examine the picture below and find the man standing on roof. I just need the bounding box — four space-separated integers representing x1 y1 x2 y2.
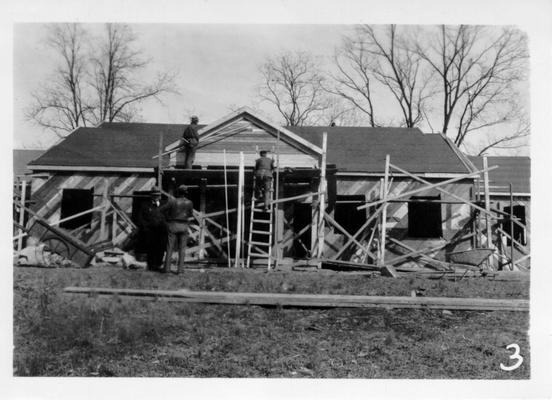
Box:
254 150 275 211
160 185 194 274
179 115 200 169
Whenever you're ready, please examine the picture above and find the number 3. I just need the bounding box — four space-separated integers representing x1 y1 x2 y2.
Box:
500 343 523 371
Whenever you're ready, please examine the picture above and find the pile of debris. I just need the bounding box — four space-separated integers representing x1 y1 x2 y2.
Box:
15 236 79 269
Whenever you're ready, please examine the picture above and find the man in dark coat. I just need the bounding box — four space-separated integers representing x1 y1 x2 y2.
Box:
160 185 194 274
137 187 167 271
179 115 200 169
254 150 275 211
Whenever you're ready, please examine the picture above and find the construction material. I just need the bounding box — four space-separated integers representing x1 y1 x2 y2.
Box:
26 218 95 267
223 149 231 268
448 248 494 266
317 132 327 259
64 287 529 311
246 175 274 269
324 212 376 260
380 155 390 265
17 181 27 252
357 165 498 210
235 152 244 268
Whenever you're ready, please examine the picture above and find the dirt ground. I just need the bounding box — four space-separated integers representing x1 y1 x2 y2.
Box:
13 265 530 378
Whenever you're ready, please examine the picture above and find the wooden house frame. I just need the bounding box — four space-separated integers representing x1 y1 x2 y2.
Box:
19 108 530 271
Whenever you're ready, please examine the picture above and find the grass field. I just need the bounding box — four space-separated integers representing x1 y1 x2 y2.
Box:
13 265 530 378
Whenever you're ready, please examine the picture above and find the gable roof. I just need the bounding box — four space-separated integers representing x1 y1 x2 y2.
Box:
29 123 204 170
165 107 323 156
288 126 471 174
29 120 471 175
13 149 45 176
468 156 530 196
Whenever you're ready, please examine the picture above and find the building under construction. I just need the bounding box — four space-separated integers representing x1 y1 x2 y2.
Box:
15 108 530 273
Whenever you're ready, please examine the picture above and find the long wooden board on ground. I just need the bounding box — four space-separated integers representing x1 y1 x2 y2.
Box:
64 287 528 311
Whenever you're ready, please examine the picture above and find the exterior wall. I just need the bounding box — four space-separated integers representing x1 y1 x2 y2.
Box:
323 176 474 266
29 172 155 245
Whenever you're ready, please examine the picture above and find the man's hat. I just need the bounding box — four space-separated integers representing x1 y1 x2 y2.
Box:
150 186 161 196
177 185 188 195
190 115 199 123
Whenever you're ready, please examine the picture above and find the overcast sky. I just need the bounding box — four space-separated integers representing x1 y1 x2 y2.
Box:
14 23 356 149
13 22 531 156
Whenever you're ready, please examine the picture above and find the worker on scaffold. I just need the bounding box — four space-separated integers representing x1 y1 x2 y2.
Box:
254 150 275 212
177 115 200 169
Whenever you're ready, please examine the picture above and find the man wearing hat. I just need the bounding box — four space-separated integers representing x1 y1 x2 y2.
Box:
137 187 167 271
160 185 194 274
178 115 200 169
254 150 275 211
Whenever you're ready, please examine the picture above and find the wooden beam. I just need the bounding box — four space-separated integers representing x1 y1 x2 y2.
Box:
64 287 529 311
357 165 498 210
49 204 106 227
389 162 513 224
332 204 384 260
496 227 529 255
388 238 455 271
380 155 390 265
100 178 108 240
324 211 376 259
198 178 207 259
483 156 492 255
386 239 451 267
17 181 27 252
317 132 327 258
235 152 244 268
223 149 231 268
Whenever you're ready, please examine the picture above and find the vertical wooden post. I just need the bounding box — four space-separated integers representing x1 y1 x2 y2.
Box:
111 207 117 244
379 154 390 266
274 129 281 269
17 180 27 252
100 178 108 240
509 183 515 271
483 156 492 268
157 131 164 187
310 179 319 257
317 132 327 259
198 178 207 259
223 149 231 268
376 178 384 265
235 152 244 268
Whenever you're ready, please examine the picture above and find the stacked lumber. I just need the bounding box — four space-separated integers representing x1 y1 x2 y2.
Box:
64 287 529 311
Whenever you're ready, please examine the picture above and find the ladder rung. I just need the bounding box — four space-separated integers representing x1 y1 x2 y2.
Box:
251 230 270 235
249 252 269 258
250 240 270 246
252 219 270 223
253 208 270 212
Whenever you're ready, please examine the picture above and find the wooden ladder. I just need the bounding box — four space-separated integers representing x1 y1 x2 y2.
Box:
246 175 274 269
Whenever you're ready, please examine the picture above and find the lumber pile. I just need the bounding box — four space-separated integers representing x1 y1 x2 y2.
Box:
64 287 529 311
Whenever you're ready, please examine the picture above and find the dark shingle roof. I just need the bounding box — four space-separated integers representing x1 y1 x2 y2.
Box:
30 123 204 169
30 122 470 174
287 126 470 174
13 149 45 176
468 156 530 195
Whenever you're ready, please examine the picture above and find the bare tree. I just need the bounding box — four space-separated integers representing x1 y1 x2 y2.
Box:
357 25 434 128
89 24 176 124
26 24 89 137
259 52 328 126
329 34 377 126
416 25 528 150
27 23 178 137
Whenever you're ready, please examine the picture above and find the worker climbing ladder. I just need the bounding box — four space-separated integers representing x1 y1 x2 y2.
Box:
246 175 274 269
